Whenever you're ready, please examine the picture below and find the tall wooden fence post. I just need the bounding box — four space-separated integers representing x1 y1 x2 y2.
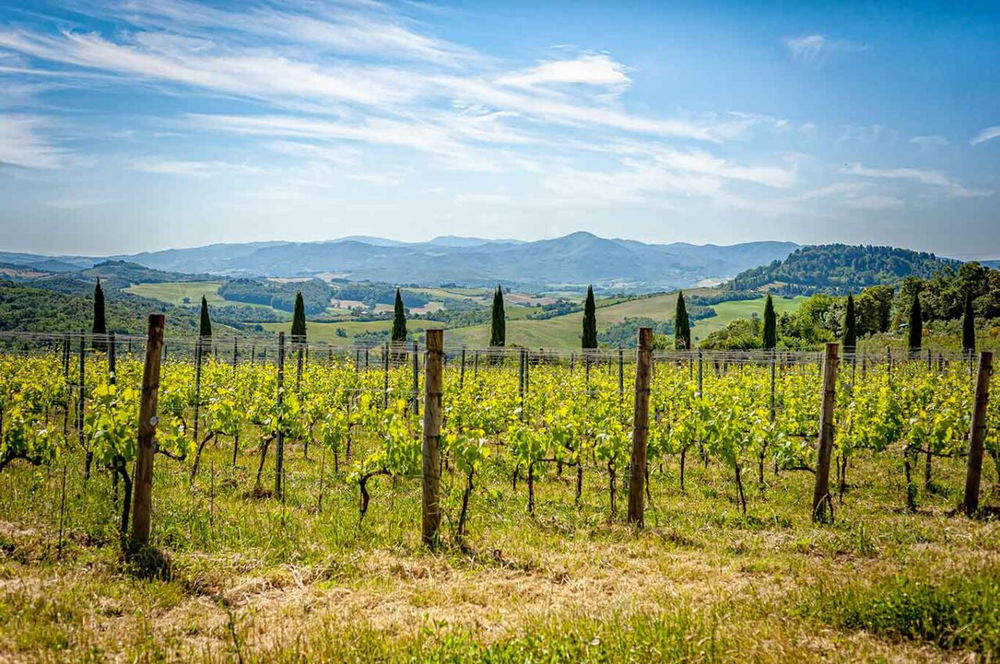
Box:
130 314 165 550
275 332 286 497
627 327 653 527
421 329 444 547
812 342 839 523
963 351 994 516
411 340 419 416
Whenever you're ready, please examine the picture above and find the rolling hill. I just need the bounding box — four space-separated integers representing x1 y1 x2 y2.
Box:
728 244 959 295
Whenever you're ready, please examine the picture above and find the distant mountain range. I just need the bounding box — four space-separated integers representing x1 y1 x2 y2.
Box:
0 233 800 292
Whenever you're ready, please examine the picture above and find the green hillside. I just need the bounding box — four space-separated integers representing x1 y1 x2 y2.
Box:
729 244 957 295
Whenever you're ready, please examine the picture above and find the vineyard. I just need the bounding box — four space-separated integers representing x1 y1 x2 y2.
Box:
1 322 999 662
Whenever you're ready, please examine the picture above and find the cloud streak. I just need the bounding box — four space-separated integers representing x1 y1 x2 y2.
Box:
970 126 1000 146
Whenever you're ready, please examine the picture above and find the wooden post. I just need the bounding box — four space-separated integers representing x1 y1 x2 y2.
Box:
130 314 165 549
411 341 419 416
627 327 653 526
812 342 839 523
460 347 466 388
697 349 703 395
963 351 994 516
107 331 117 386
232 338 238 367
275 332 285 497
618 347 624 400
382 342 389 410
769 351 776 424
193 339 203 443
421 329 444 547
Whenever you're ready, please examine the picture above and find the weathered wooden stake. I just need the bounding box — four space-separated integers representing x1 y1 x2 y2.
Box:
275 332 286 497
130 314 165 549
411 341 419 416
963 351 994 516
812 342 839 523
421 329 444 547
627 327 653 527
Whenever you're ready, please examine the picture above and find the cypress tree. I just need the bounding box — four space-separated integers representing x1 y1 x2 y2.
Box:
198 295 213 356
674 290 691 350
581 285 597 349
907 292 922 351
199 295 213 337
490 285 505 347
391 288 407 344
962 290 976 354
762 294 777 350
291 292 307 344
842 293 857 350
92 278 107 352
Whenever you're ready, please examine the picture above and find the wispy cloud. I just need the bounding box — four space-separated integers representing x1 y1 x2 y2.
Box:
970 126 1000 146
910 135 949 150
783 34 867 63
130 157 260 177
844 163 991 197
0 114 65 169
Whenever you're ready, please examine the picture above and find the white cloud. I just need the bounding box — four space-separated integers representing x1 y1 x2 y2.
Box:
784 34 867 63
130 157 261 177
910 135 949 149
0 114 64 168
497 54 630 89
844 162 991 197
970 126 1000 146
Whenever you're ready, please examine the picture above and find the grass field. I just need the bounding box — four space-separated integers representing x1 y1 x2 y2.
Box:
690 295 807 342
131 282 807 350
1 435 996 661
125 281 228 306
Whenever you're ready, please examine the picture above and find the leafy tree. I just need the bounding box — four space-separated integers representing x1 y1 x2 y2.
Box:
92 278 107 352
855 285 894 335
391 288 407 344
762 294 777 350
581 285 597 349
962 290 976 354
907 292 922 351
674 290 691 350
199 295 212 337
490 285 505 347
842 293 857 350
291 291 307 343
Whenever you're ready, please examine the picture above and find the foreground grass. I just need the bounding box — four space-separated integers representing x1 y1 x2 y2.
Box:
1 439 998 662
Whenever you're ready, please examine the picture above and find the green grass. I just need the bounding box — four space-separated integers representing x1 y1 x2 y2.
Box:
800 562 1000 655
125 281 228 306
446 289 720 348
691 295 807 342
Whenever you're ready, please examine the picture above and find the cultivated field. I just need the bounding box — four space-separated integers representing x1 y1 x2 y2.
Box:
1 339 997 662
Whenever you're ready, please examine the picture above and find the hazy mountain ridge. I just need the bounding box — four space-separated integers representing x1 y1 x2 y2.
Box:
0 233 800 292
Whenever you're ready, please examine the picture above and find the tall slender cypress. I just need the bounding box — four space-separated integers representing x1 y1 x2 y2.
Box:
842 293 857 350
581 285 597 349
199 295 212 337
907 292 922 351
962 290 976 354
674 290 691 350
198 295 213 356
391 288 407 344
92 278 107 352
490 285 505 347
762 294 777 350
291 292 307 344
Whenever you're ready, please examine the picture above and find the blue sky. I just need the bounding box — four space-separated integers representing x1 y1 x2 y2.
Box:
0 0 998 258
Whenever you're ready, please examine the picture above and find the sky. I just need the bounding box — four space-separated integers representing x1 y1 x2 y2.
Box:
0 0 998 259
